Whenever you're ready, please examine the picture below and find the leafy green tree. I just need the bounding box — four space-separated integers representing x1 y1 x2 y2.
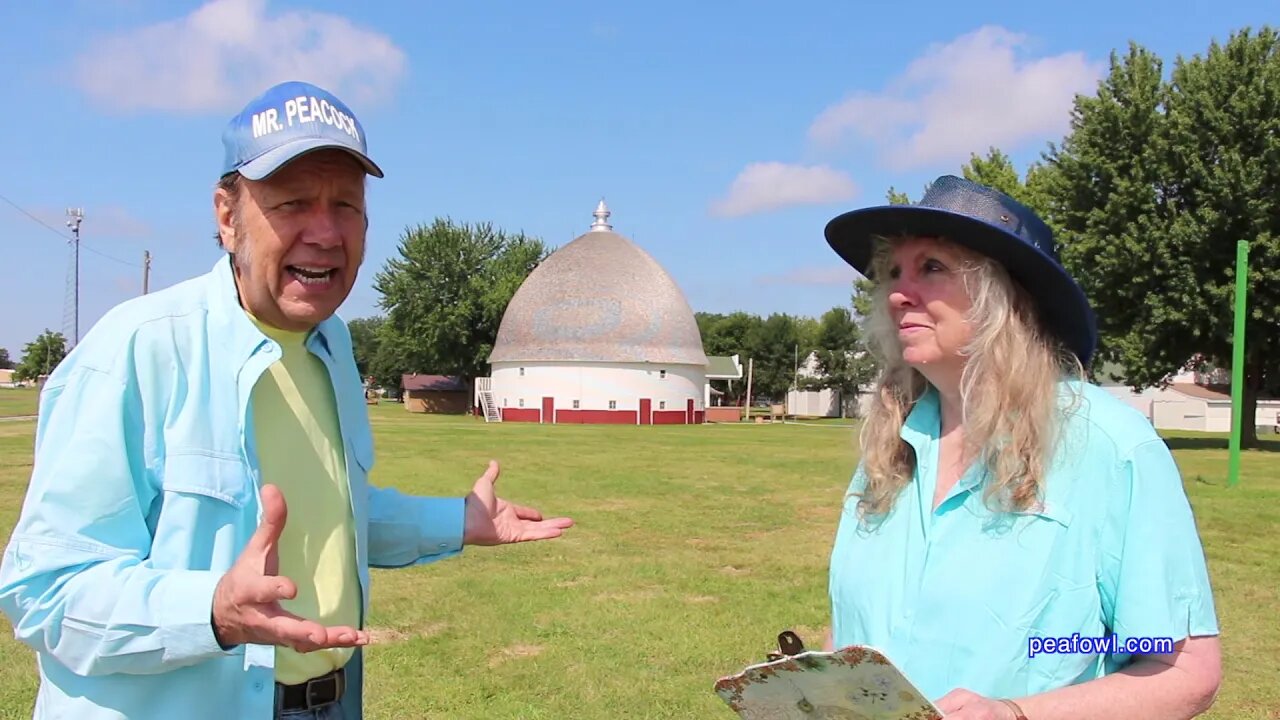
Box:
1039 41 1168 389
14 331 67 382
0 348 12 370
373 219 548 401
347 316 384 379
744 313 808 400
807 307 878 416
1160 27 1280 441
885 187 913 205
696 312 761 357
1042 30 1280 446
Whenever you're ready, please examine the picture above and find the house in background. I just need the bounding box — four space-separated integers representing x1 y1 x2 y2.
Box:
1095 361 1280 432
785 351 869 419
401 374 469 414
704 354 743 407
703 354 745 423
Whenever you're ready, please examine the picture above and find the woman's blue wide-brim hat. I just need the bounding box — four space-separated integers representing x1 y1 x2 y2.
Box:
824 175 1097 366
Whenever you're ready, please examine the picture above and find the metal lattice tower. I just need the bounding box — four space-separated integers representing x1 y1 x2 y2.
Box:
65 208 83 347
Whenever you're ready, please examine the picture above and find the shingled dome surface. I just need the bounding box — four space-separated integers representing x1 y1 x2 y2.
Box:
489 209 708 366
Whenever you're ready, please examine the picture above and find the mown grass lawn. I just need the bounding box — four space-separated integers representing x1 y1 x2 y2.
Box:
0 389 37 419
0 404 1274 719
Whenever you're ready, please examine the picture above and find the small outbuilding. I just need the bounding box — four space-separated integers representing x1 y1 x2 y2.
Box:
402 374 469 414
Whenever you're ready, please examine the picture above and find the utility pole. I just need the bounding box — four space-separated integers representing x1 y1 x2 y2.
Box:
143 250 152 294
65 208 83 346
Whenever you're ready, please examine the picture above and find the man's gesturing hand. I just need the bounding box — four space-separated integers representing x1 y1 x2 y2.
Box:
463 461 574 546
211 484 368 653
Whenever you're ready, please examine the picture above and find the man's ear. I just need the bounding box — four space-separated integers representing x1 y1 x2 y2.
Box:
214 187 239 253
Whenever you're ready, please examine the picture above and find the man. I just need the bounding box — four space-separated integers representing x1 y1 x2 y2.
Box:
0 80 573 720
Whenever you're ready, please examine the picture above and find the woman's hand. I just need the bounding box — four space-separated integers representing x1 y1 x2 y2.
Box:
934 689 1021 719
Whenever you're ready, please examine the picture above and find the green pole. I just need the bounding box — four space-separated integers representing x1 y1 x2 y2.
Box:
1227 240 1249 488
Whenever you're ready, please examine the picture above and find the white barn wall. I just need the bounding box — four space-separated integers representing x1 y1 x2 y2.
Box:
491 361 706 412
1097 385 1167 422
1152 399 1207 432
1201 400 1280 432
1207 403 1233 433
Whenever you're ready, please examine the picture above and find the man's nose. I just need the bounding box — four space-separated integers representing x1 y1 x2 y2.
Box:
301 207 343 248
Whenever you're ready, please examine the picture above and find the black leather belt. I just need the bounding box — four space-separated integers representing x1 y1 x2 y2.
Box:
276 667 346 712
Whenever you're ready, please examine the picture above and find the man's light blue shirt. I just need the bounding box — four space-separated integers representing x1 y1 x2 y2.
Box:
828 381 1219 702
0 256 466 719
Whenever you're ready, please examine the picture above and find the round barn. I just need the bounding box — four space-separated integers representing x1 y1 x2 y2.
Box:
476 201 709 425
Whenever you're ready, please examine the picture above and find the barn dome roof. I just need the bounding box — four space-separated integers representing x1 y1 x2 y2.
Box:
488 201 708 366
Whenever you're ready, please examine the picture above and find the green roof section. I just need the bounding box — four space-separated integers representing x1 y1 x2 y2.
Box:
707 355 743 379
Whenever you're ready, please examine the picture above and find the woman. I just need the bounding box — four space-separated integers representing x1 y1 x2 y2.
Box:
820 176 1222 719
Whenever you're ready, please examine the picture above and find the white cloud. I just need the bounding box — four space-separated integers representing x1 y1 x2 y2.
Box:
710 162 858 218
756 265 858 287
73 0 407 114
808 26 1102 170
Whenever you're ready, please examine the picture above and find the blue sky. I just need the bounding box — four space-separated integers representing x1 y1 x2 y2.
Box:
0 0 1270 361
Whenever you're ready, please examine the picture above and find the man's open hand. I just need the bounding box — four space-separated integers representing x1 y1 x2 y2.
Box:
211 484 369 653
463 461 574 546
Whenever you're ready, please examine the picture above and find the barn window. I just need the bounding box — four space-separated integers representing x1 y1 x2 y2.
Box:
659 370 667 379
503 398 508 406
519 367 525 376
519 399 525 408
659 401 666 410
573 400 580 409
609 400 617 410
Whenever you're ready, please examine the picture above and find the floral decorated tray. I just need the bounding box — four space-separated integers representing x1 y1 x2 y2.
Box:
713 645 943 719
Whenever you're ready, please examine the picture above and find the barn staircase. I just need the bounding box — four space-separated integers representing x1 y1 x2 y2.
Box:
476 378 501 423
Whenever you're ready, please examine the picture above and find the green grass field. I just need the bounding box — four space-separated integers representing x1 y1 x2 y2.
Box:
0 405 1274 719
0 389 37 419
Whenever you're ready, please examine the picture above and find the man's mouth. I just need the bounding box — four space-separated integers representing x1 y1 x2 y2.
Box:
286 265 337 285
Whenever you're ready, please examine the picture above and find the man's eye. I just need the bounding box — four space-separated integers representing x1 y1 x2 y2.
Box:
923 259 946 272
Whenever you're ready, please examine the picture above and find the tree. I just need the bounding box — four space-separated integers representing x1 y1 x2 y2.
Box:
807 307 878 417
745 313 809 400
959 147 1057 219
1160 27 1280 442
373 218 548 402
1042 30 1280 446
367 324 407 398
0 348 11 370
13 331 67 382
346 316 384 379
885 187 913 206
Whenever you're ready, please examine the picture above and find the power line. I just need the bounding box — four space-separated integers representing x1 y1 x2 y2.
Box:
0 193 70 240
0 192 142 268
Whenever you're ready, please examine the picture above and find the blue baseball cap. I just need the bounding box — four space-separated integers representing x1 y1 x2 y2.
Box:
220 80 384 180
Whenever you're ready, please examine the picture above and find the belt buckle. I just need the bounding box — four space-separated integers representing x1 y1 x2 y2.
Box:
304 669 344 709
